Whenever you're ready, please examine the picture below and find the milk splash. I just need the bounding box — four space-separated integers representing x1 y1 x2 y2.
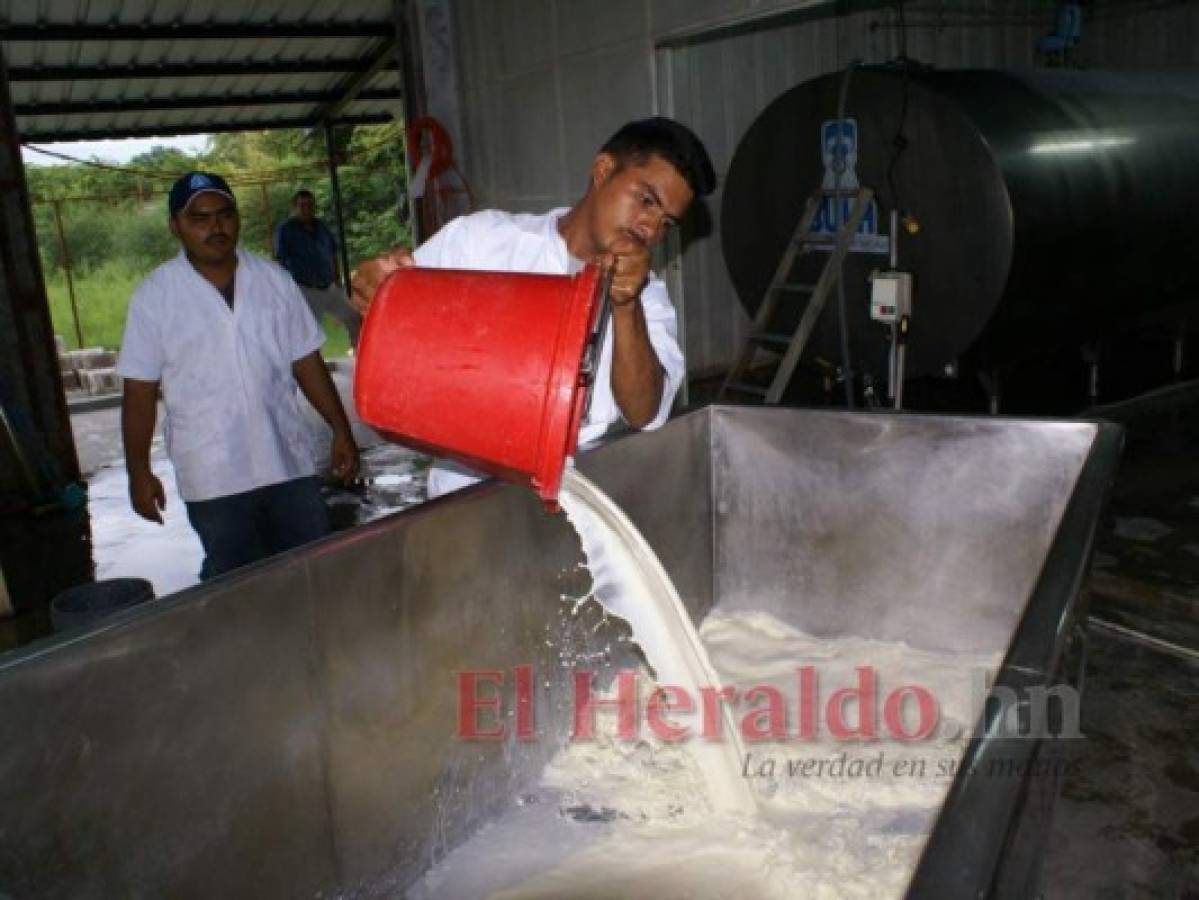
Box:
410 469 995 899
556 467 758 814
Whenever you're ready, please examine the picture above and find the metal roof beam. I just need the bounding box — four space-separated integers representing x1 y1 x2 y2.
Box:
19 113 394 144
308 38 397 130
6 59 398 81
16 89 400 117
0 22 392 41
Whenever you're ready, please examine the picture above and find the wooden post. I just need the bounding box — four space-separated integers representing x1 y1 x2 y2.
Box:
323 124 352 285
50 199 83 349
0 43 82 485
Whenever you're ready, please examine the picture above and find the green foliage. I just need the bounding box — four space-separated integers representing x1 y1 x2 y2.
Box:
61 209 117 272
128 146 197 169
340 125 411 260
113 204 180 268
45 259 145 350
26 124 409 352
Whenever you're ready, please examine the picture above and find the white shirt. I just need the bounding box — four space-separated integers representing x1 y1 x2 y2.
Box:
412 208 685 497
116 249 326 502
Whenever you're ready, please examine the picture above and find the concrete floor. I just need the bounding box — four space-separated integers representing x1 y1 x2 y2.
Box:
3 379 1198 896
1043 631 1198 899
1040 408 1199 900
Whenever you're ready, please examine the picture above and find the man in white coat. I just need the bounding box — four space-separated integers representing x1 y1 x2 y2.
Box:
117 172 360 579
349 117 715 497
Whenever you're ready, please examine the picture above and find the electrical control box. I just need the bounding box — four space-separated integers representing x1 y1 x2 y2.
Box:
869 271 913 324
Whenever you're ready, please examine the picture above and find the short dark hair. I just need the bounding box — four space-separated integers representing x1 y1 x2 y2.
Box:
292 189 315 203
600 117 716 197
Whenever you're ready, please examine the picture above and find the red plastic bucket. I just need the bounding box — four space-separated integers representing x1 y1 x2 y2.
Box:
354 265 604 505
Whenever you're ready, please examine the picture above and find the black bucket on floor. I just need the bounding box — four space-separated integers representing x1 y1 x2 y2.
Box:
50 578 155 633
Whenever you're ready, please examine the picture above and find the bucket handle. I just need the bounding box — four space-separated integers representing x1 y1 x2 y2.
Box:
579 268 613 425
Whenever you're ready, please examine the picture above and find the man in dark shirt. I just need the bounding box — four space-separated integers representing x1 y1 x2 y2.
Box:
274 189 361 349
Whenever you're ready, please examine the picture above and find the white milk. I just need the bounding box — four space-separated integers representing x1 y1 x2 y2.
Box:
555 467 758 815
408 471 1001 899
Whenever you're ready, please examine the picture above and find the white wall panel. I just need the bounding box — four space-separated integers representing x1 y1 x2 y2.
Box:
651 0 756 37
558 41 655 181
492 70 564 207
557 0 647 55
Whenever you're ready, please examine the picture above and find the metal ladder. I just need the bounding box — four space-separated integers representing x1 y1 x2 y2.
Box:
719 187 874 404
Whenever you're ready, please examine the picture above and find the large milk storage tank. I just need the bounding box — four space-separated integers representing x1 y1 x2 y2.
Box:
721 67 1199 391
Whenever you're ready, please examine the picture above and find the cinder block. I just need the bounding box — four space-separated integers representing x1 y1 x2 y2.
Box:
79 367 121 396
63 349 97 370
64 348 114 370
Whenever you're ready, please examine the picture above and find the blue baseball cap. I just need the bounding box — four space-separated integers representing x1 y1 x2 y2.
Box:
169 171 235 216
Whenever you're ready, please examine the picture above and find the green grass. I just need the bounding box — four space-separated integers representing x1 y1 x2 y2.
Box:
45 260 355 359
318 315 353 359
45 260 143 351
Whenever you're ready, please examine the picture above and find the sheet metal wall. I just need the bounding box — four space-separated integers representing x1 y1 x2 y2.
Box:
450 0 1199 378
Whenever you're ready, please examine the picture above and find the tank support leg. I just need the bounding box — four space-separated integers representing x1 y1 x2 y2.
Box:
1080 344 1100 407
978 369 1001 415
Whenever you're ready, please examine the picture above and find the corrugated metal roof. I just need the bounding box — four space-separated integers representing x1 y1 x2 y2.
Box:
0 0 405 142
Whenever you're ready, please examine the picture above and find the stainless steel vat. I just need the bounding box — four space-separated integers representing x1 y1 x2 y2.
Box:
0 407 1121 898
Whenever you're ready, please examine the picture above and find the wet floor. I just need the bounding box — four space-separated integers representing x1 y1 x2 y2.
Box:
80 365 430 597
1043 630 1199 899
1042 407 1199 899
84 438 430 597
87 441 203 597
